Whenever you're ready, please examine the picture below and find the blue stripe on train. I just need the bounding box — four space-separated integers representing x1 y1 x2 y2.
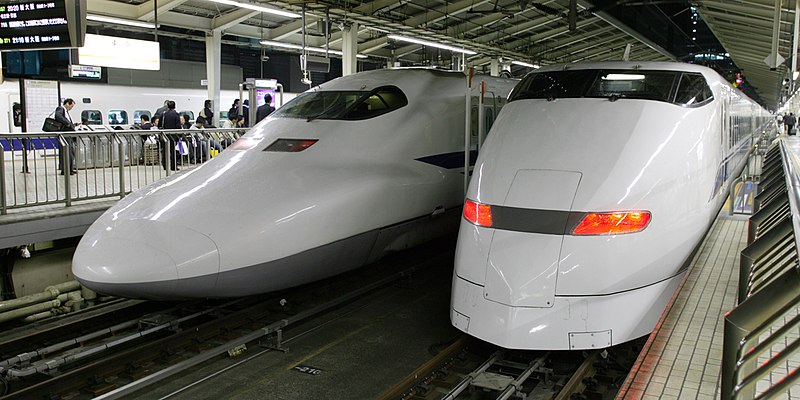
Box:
1 137 60 150
415 150 479 169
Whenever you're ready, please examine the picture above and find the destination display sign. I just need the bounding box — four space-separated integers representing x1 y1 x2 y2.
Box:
0 0 85 51
68 64 100 79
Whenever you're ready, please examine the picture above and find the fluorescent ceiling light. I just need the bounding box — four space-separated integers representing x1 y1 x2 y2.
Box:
603 73 646 81
511 60 540 69
87 14 156 29
208 0 300 18
364 26 391 34
387 34 477 55
260 40 367 58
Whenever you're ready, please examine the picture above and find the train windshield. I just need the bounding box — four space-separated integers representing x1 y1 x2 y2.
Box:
509 69 711 106
273 86 408 121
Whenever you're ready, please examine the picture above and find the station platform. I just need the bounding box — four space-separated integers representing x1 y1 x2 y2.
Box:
618 136 800 400
616 215 747 399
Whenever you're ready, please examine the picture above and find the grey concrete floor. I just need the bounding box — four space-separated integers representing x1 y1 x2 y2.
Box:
132 257 460 400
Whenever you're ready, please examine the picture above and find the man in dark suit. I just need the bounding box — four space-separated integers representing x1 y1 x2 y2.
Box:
55 98 77 175
158 100 182 171
154 99 169 123
255 94 275 124
241 99 250 127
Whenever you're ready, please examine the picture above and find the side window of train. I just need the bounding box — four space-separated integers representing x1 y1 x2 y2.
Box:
470 105 478 141
108 110 128 125
674 73 713 106
343 86 408 120
81 110 103 125
133 110 151 125
180 111 194 121
485 107 495 133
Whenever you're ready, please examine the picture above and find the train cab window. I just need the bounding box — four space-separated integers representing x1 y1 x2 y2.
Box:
81 110 102 125
273 91 362 120
133 110 151 125
674 73 713 106
273 86 407 121
108 110 128 125
510 69 680 105
342 86 408 120
587 71 677 102
509 70 594 101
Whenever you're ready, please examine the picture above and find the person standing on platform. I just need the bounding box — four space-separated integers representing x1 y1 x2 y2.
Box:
200 99 214 127
138 115 152 163
154 100 169 122
55 98 78 175
158 100 182 171
241 100 250 127
15 103 30 174
786 113 796 136
228 99 240 120
179 114 192 129
255 94 275 124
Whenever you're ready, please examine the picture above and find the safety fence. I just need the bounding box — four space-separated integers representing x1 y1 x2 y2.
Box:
0 128 246 215
721 139 800 399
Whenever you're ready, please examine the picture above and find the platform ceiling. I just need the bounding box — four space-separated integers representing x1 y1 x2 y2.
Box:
86 0 791 106
697 0 794 107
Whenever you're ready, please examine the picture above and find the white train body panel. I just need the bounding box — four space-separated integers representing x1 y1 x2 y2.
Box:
452 62 768 350
72 69 517 299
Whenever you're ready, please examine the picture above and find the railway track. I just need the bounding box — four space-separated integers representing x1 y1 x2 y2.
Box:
379 336 645 400
0 238 452 400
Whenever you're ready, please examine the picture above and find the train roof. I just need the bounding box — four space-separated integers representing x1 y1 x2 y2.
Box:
535 61 719 79
312 68 516 92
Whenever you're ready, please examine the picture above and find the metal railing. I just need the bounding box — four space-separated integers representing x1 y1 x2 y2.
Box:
722 138 800 399
730 131 773 215
0 127 246 215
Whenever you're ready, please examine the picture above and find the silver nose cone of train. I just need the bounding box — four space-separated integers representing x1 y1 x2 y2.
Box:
72 219 220 299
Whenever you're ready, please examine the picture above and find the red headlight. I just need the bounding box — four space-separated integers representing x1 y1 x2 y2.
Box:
264 139 318 152
572 211 651 235
464 199 493 227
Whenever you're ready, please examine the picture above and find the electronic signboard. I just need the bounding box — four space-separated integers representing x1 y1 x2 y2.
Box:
0 0 85 51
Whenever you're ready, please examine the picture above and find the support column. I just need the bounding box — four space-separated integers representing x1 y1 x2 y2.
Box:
793 0 800 91
490 59 500 77
770 0 782 70
341 22 359 76
205 30 222 126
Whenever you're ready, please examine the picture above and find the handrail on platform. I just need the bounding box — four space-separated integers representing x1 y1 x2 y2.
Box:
721 137 800 400
0 127 247 214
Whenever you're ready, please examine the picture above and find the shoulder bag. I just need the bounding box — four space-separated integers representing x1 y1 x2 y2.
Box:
42 109 64 132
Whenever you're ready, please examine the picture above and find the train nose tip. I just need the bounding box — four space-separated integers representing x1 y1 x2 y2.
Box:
72 220 220 299
73 237 179 297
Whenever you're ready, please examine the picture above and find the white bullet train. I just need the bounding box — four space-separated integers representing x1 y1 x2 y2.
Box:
451 61 770 350
72 68 517 299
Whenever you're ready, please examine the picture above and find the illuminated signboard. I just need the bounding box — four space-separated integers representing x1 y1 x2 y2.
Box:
0 0 86 51
68 64 99 79
78 34 159 70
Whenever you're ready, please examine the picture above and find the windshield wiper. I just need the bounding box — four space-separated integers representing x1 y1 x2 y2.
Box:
607 93 625 102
